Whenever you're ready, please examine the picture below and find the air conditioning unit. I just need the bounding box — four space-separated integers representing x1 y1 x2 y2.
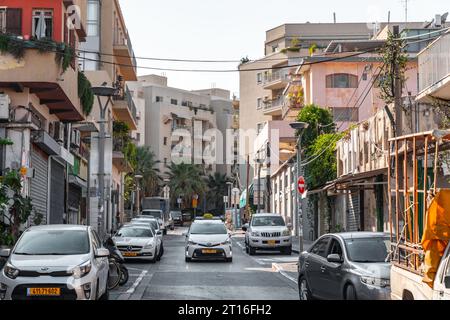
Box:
53 122 65 143
0 93 11 122
71 129 81 148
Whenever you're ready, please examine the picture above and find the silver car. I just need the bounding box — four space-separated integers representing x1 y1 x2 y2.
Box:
185 218 232 262
243 213 292 255
0 225 109 300
113 225 161 263
298 232 391 300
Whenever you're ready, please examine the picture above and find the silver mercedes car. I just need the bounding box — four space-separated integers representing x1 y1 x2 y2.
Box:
113 225 161 263
298 232 391 300
0 225 109 300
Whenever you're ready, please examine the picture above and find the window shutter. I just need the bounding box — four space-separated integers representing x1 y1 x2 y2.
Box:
6 8 22 35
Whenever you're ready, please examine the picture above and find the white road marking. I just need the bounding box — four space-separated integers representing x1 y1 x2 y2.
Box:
126 270 148 294
273 263 298 284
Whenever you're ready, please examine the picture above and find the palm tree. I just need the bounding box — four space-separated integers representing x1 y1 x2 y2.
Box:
206 172 232 212
133 146 161 197
165 163 207 208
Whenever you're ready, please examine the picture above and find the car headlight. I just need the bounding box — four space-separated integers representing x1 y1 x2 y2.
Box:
282 229 291 236
72 261 92 279
251 231 260 237
4 263 19 279
188 240 197 246
144 243 154 249
360 276 390 288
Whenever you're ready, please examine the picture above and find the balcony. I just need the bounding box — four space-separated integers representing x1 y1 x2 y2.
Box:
112 87 138 130
63 0 87 40
416 32 450 102
263 96 284 116
0 49 83 121
112 137 132 173
113 33 137 81
262 70 290 90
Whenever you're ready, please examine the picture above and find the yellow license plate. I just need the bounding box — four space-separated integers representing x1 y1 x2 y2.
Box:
202 249 217 254
27 288 61 296
267 240 277 246
123 252 138 257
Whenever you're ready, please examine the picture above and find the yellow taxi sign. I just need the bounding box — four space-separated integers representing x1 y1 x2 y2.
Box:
203 213 214 219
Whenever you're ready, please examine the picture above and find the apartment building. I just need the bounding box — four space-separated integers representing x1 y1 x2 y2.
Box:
79 0 138 232
0 1 88 225
239 22 384 195
133 75 237 179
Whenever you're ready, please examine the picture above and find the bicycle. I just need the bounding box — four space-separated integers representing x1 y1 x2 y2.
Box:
107 258 122 290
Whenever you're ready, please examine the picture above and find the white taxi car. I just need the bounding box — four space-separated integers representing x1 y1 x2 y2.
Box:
113 226 161 263
184 217 232 262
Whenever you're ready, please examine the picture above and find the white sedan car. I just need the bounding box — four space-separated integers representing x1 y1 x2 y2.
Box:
0 225 109 300
184 218 232 262
113 226 161 263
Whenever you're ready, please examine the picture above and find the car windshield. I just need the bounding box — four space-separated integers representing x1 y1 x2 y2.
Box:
344 237 390 263
14 230 90 255
129 223 156 233
134 219 159 229
141 210 162 219
190 223 227 235
116 228 153 238
171 212 182 217
251 216 285 227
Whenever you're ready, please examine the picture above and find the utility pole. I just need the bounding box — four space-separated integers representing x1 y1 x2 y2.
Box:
245 155 250 222
265 142 271 212
393 25 403 137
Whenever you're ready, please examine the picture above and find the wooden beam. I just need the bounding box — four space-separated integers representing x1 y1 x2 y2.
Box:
29 87 56 94
40 99 66 105
423 136 428 237
49 109 71 114
388 140 393 246
404 139 412 245
395 139 399 244
413 136 418 244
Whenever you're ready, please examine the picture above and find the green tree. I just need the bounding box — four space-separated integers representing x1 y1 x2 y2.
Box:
206 172 232 212
305 133 343 189
296 104 335 148
165 163 207 208
134 146 161 197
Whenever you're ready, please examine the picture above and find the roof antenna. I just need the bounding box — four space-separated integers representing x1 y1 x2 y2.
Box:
333 12 336 24
388 11 391 24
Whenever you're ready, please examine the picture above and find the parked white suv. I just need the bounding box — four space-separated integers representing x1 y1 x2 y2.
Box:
243 213 292 255
0 225 110 300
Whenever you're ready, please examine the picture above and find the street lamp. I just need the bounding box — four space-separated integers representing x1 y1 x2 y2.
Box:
91 85 116 240
289 121 309 253
134 174 143 217
226 182 233 209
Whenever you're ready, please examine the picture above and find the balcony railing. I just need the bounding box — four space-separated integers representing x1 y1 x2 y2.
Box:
113 86 137 123
418 32 450 93
262 70 290 87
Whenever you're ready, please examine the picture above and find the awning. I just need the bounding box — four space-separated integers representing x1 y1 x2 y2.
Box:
69 175 87 190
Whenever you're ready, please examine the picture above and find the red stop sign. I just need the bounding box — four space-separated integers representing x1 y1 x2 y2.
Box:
298 176 306 194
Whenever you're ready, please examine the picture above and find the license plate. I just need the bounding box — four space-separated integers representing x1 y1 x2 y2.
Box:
267 240 277 246
202 249 217 254
123 252 138 257
27 288 61 296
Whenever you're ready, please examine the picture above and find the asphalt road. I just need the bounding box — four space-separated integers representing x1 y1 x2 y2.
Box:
111 227 300 300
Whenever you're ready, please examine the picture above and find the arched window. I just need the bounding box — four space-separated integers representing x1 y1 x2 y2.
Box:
326 73 358 88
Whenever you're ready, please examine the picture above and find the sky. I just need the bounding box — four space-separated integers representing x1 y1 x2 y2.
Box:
119 0 450 97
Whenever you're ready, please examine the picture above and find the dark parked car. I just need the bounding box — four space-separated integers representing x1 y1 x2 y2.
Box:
298 232 391 300
170 211 183 226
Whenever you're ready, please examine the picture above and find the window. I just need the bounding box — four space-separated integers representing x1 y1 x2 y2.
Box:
310 237 330 258
257 98 262 110
136 133 141 142
32 9 53 39
0 8 6 33
87 0 100 36
163 137 167 146
4 8 22 35
328 239 343 257
257 123 264 134
326 74 358 88
156 96 163 102
171 99 178 105
332 108 358 122
257 73 262 84
344 237 390 263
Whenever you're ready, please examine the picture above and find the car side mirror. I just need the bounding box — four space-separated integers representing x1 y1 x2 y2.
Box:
182 232 187 237
327 254 342 264
445 275 450 289
0 249 11 258
95 248 110 258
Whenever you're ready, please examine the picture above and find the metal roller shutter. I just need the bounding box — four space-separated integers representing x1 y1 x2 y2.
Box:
346 192 360 232
30 147 48 225
49 159 65 225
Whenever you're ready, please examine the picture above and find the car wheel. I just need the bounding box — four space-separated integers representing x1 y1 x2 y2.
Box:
299 277 313 301
249 245 256 256
156 248 161 261
163 229 167 235
185 257 192 263
226 257 233 263
149 255 157 264
160 243 164 257
345 284 357 300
